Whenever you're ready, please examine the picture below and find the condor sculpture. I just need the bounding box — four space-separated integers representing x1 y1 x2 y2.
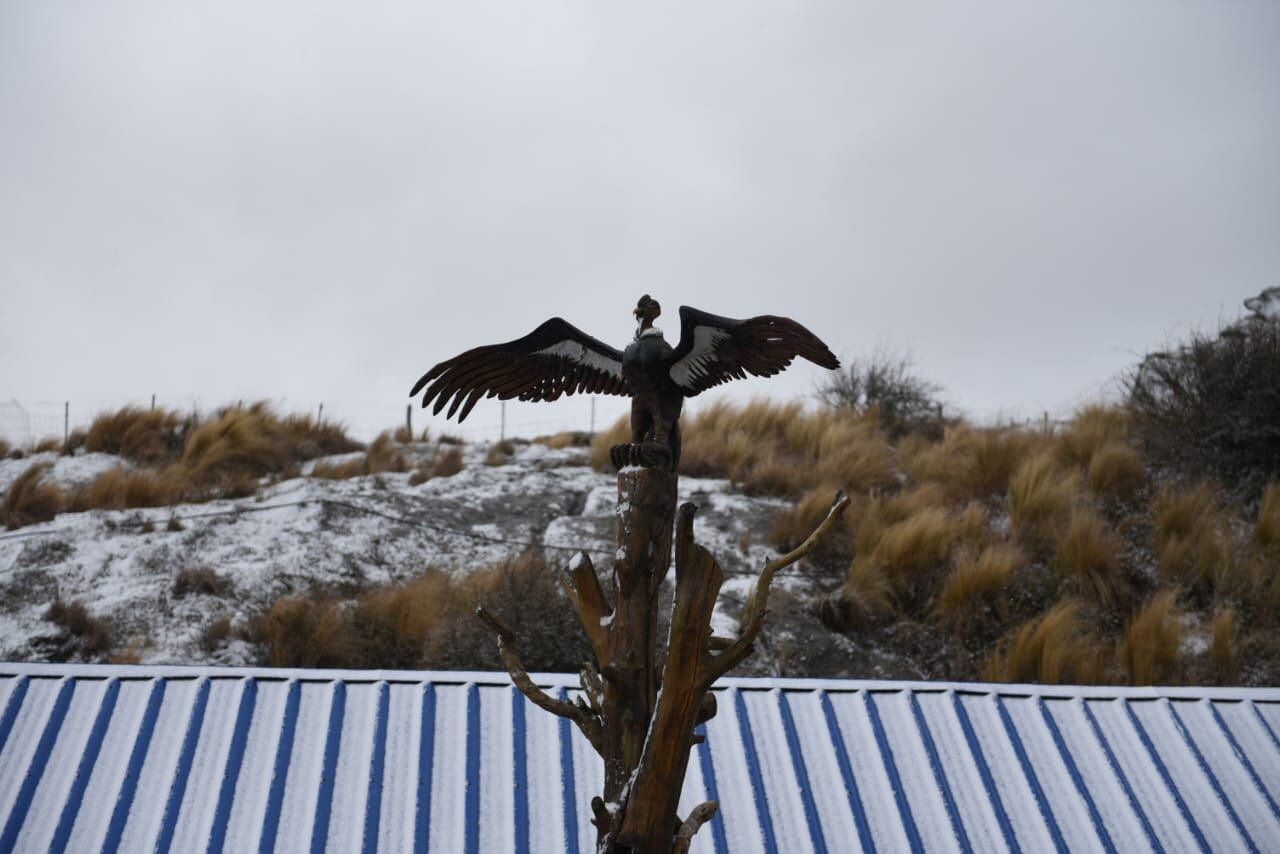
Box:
410 295 839 468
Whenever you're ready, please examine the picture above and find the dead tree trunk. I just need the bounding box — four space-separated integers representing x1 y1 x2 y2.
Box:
479 462 848 854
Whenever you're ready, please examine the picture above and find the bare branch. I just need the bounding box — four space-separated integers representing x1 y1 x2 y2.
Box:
711 491 849 678
476 606 604 753
672 801 719 854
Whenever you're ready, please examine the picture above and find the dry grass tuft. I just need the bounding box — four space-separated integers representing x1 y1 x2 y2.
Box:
32 437 62 453
70 467 184 511
182 403 361 487
1053 509 1124 606
901 426 1044 499
982 601 1105 684
2 464 64 530
45 598 113 655
313 432 408 479
935 544 1026 626
85 406 187 464
0 438 9 458
1210 608 1238 684
1087 441 1145 499
201 616 233 653
485 440 516 466
1116 590 1183 685
248 554 588 671
409 446 465 485
588 417 631 471
1256 482 1280 558
1153 484 1245 594
534 431 590 449
1059 405 1129 469
173 566 232 598
1009 452 1081 546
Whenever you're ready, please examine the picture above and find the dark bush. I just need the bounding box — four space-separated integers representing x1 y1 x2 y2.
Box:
816 348 947 439
1126 292 1280 498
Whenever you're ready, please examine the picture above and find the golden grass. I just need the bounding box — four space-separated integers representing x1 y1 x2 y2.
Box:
534 431 589 449
0 438 9 458
2 464 64 529
69 467 184 511
1116 590 1182 685
408 446 465 486
1053 508 1123 607
1211 607 1238 684
935 543 1026 625
312 432 408 479
1009 452 1081 545
1087 441 1145 499
173 566 231 598
183 403 360 484
484 440 516 466
900 426 1045 499
45 598 113 655
1059 405 1129 469
1153 484 1246 594
85 406 186 464
249 554 588 670
982 601 1105 684
592 401 896 498
1257 482 1280 557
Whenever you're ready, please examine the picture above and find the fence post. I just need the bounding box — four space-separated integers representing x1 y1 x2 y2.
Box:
64 402 69 445
501 401 506 442
318 402 324 422
590 396 596 438
150 394 156 411
406 404 413 439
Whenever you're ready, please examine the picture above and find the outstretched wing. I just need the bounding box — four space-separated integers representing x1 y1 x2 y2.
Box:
410 318 628 421
668 306 839 396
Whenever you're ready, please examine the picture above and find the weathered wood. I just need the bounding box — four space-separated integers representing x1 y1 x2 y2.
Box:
475 457 849 854
612 503 724 851
600 467 677 805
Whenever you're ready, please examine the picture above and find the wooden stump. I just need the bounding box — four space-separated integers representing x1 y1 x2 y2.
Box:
478 462 849 854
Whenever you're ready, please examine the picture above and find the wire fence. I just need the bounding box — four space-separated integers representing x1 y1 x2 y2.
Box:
0 394 635 448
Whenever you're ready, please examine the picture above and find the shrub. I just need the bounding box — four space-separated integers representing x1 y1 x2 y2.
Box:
1116 590 1183 685
0 438 9 458
982 601 1105 684
1126 299 1280 498
32 437 62 453
2 464 64 530
815 348 946 439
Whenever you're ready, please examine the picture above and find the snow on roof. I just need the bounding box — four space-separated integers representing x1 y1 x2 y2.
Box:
0 663 1276 852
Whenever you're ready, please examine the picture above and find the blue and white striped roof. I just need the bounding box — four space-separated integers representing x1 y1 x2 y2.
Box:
0 663 1277 853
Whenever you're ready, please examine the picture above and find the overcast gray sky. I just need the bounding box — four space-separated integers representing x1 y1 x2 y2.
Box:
2 2 1277 439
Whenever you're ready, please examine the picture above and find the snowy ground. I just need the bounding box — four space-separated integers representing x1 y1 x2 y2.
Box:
0 441 791 666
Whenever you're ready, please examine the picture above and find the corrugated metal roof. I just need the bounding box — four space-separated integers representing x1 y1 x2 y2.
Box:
0 663 1276 853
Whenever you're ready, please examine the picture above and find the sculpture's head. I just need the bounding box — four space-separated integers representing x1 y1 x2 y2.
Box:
633 294 661 325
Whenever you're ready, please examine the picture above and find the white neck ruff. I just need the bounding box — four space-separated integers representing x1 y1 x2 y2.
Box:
638 326 664 339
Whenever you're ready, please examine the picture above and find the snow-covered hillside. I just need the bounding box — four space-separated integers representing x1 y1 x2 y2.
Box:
0 441 788 666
